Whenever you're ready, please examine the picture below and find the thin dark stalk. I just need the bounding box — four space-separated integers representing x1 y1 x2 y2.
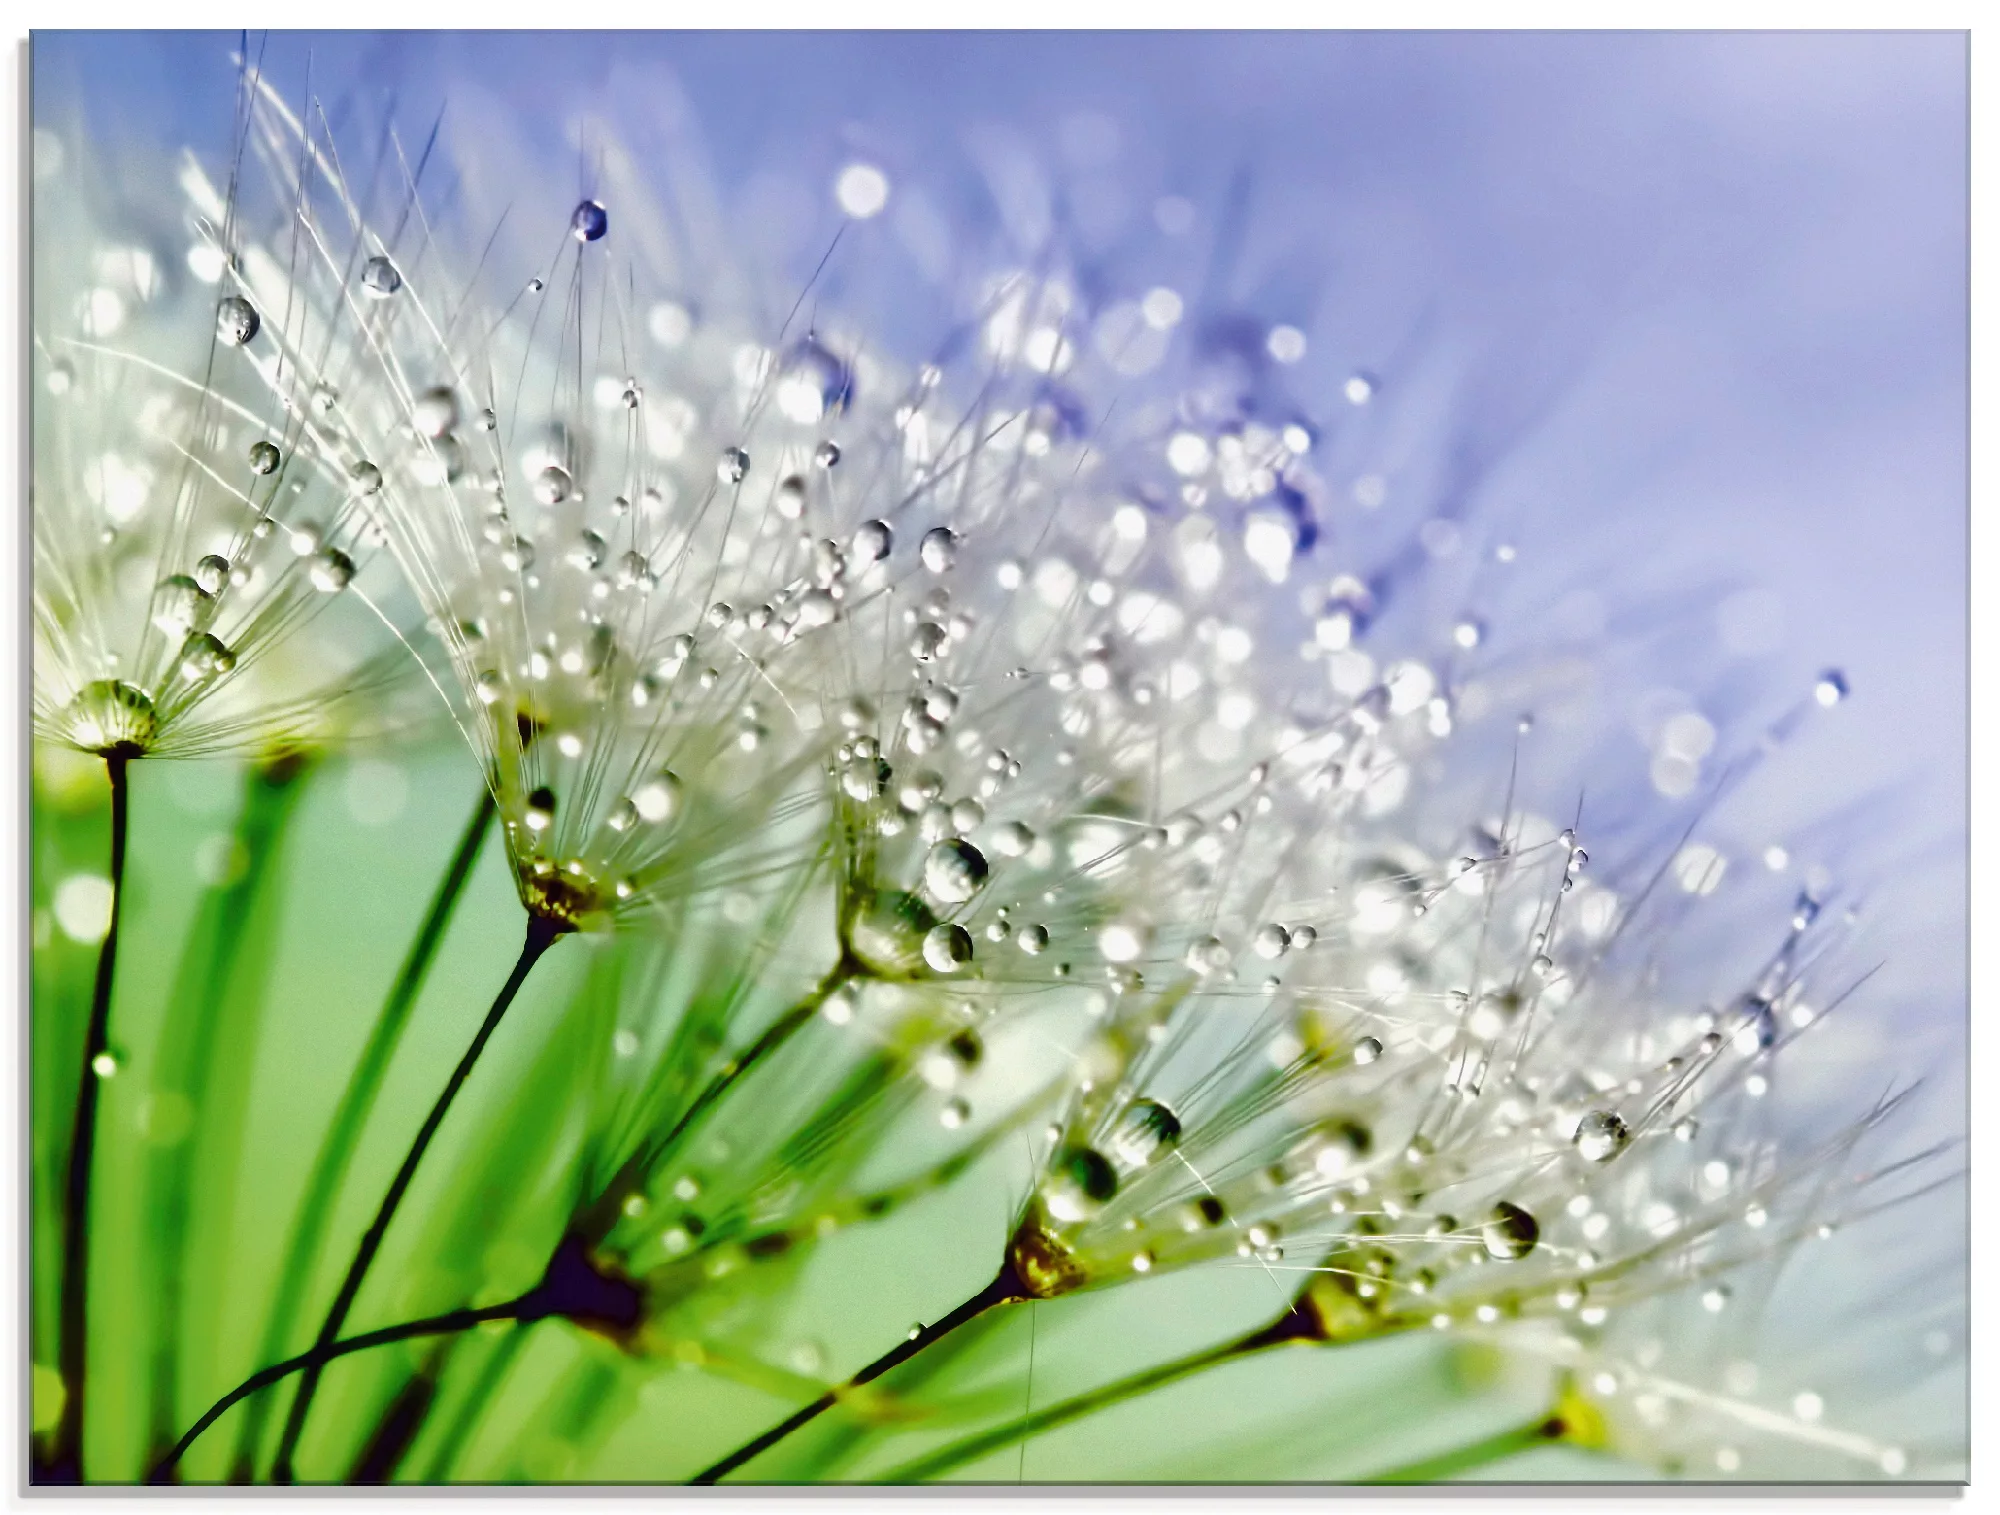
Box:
151 1297 528 1481
692 1259 1026 1484
878 1305 1320 1482
270 912 564 1481
37 751 132 1484
228 791 495 1479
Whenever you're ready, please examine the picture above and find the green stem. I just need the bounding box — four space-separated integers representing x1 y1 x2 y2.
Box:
271 912 564 1481
150 1296 529 1482
1366 1415 1560 1482
876 1307 1320 1482
144 754 313 1468
416 1328 527 1481
37 751 132 1484
692 1257 1026 1484
227 791 494 1479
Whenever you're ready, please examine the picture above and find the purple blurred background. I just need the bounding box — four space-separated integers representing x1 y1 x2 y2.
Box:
35 30 1967 1040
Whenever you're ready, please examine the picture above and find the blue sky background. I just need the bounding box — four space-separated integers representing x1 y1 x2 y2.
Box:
35 28 1968 1032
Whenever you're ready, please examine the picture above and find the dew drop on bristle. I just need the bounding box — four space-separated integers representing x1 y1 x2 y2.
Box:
775 337 849 424
570 199 609 242
216 296 259 345
61 680 158 754
923 838 988 904
193 555 231 595
1043 1146 1118 1223
1814 669 1850 707
1109 1099 1182 1167
846 890 937 979
362 255 402 298
631 771 683 824
920 527 960 573
814 440 841 469
151 574 212 635
525 786 556 833
349 461 384 497
1016 923 1049 954
851 519 893 565
535 465 573 506
248 440 280 475
717 447 750 484
922 922 974 973
1573 1110 1631 1163
177 631 236 683
413 386 458 438
308 547 355 593
1481 1201 1540 1260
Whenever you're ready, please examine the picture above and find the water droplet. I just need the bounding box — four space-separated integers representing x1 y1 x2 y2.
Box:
361 256 403 297
525 786 556 832
1312 1120 1372 1178
717 447 750 484
247 440 280 476
814 440 841 469
309 547 355 593
1813 670 1849 707
1481 1201 1539 1260
60 680 157 754
216 295 259 345
1042 1146 1118 1223
922 923 974 974
631 771 683 824
1016 923 1049 954
177 631 236 683
151 574 213 635
570 199 609 242
1353 1036 1384 1064
348 461 384 497
795 588 838 629
851 519 893 565
1252 923 1291 960
90 1050 121 1078
910 621 949 662
1109 1099 1181 1167
192 555 231 596
923 838 988 904
413 386 458 438
534 465 572 506
846 889 937 978
1573 1110 1631 1163
919 526 959 573
774 337 849 424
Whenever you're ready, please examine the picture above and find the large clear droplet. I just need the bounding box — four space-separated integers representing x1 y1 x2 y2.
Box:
151 574 212 635
631 771 683 824
413 386 458 438
535 465 572 506
177 631 236 683
193 555 231 595
308 547 355 593
1573 1110 1631 1163
1481 1201 1540 1260
717 447 750 485
851 519 892 565
524 786 556 833
774 337 849 424
60 680 158 753
362 256 402 298
1042 1146 1118 1224
570 199 609 242
922 922 974 974
919 527 960 573
923 838 988 904
846 889 936 979
216 296 259 345
248 440 280 476
1109 1099 1181 1167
